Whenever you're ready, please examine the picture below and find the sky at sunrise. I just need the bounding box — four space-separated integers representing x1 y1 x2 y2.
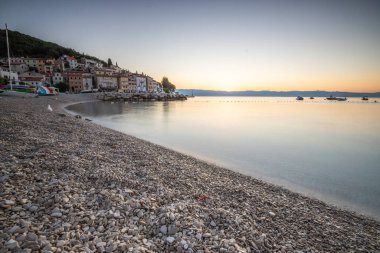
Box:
1 0 380 92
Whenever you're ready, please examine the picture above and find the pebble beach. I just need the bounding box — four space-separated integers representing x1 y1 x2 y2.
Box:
0 94 379 253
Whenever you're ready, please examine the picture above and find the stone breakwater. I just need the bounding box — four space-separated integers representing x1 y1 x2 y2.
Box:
0 95 379 253
97 92 187 102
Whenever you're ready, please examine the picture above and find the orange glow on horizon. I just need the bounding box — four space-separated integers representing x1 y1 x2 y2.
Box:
174 81 380 93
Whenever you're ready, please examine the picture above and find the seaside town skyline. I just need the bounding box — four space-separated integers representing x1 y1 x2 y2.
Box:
1 0 380 93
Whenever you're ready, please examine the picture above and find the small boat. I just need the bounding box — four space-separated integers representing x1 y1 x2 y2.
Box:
36 84 59 96
186 90 195 98
326 95 337 100
296 96 304 100
310 97 315 99
362 96 369 101
4 84 35 93
81 89 98 93
326 95 347 101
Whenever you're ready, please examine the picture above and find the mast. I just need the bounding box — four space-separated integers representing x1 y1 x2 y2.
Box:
5 23 12 91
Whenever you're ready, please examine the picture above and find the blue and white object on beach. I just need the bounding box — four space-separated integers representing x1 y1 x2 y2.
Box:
36 84 58 96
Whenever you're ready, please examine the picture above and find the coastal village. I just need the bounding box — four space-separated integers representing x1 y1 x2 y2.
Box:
0 55 165 94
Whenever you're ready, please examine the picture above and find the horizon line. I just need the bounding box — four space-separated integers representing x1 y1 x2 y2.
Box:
177 89 380 94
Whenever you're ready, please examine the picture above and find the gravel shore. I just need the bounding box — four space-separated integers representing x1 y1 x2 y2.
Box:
0 94 379 253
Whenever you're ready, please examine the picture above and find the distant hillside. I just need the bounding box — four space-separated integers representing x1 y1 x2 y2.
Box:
0 29 106 65
178 89 380 97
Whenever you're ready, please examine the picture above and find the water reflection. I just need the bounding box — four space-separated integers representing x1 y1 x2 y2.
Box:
67 97 380 219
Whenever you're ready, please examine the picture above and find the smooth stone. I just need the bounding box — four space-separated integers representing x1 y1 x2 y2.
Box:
9 225 20 234
51 212 63 218
4 200 15 205
5 239 18 249
269 211 276 217
20 199 28 204
56 240 65 247
203 233 212 238
12 206 23 212
5 239 19 249
160 225 168 235
96 241 107 247
22 241 40 250
20 219 31 228
166 237 175 244
210 221 216 227
29 205 39 212
26 232 38 241
168 225 177 235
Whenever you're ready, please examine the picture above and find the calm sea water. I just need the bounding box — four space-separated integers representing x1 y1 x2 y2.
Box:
67 97 380 219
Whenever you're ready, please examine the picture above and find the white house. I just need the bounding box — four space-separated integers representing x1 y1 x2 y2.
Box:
84 58 103 69
110 64 122 73
68 57 78 69
10 63 29 74
82 73 93 90
52 72 64 85
0 67 19 84
19 71 44 87
135 75 147 93
155 81 164 93
96 75 118 91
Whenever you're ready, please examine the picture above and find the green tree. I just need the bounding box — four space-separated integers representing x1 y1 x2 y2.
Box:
161 77 176 93
0 76 8 85
107 58 113 67
56 82 69 92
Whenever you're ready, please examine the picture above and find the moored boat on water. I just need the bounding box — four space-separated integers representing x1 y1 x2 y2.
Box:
326 95 337 100
326 95 347 101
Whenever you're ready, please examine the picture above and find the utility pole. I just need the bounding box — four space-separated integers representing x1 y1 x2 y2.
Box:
5 23 13 91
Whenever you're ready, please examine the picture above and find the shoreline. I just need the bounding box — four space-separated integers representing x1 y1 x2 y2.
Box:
65 98 380 221
0 94 379 252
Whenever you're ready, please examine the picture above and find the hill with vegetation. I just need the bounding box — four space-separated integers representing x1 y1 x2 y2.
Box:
0 29 106 65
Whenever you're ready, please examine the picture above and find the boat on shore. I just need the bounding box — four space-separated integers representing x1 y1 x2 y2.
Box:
310 97 315 99
36 84 59 96
362 96 369 101
81 89 99 93
296 96 304 100
2 84 35 93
